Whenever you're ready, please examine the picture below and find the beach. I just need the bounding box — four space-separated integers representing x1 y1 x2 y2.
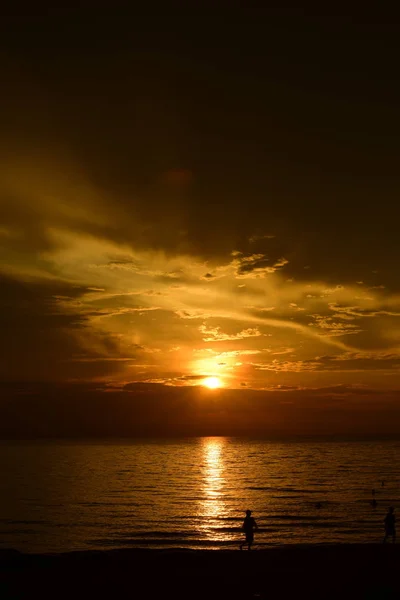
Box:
0 544 398 599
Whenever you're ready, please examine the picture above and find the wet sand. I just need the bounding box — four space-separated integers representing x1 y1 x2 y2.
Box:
0 544 399 599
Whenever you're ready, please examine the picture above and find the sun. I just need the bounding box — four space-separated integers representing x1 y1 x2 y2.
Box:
202 376 222 389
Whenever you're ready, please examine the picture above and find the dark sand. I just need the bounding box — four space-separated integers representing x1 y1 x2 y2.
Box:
0 544 399 599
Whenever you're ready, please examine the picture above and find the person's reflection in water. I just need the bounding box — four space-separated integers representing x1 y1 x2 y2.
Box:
240 510 258 551
383 506 396 543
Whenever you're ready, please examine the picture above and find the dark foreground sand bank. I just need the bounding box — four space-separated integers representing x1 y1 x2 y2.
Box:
0 544 399 599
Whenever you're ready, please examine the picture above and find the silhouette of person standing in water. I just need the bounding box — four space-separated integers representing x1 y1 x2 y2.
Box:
383 507 396 543
240 510 258 550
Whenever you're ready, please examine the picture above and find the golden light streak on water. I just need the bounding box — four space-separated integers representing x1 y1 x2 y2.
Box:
198 437 228 541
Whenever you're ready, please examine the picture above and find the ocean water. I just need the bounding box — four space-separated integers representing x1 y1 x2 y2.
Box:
0 438 399 553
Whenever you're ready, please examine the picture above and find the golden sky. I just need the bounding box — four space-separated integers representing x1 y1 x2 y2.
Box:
1 11 400 435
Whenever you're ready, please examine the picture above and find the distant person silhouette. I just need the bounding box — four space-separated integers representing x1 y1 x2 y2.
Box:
240 510 258 551
383 507 396 543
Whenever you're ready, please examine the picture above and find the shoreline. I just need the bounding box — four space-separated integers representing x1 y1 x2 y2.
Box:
0 539 391 557
1 544 399 599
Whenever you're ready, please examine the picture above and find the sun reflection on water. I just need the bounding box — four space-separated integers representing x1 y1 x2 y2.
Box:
198 437 228 541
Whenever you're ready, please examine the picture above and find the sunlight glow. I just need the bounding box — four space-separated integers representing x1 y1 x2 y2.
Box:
202 376 222 389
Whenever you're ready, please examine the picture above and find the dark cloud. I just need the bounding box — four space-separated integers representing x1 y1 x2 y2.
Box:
0 275 135 381
0 12 399 285
176 375 205 381
1 381 400 438
315 353 400 372
231 253 289 278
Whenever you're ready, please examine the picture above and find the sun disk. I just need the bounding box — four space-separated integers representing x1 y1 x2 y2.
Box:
202 376 222 389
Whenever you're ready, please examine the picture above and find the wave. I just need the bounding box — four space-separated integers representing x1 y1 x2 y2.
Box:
0 519 51 525
111 531 196 539
247 487 325 494
89 538 241 547
77 502 145 507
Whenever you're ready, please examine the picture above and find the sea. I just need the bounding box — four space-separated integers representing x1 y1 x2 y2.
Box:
0 438 399 554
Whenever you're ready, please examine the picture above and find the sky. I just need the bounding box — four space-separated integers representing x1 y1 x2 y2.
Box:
1 9 400 436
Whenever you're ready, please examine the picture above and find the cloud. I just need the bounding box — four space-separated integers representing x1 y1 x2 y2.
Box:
90 306 161 319
309 314 363 337
265 385 301 391
2 380 400 437
246 306 276 312
213 350 262 357
252 360 321 372
175 310 211 319
0 151 399 393
329 303 400 319
66 357 136 362
289 303 305 311
199 324 263 342
312 351 400 372
176 374 205 381
230 252 289 278
320 285 345 297
249 234 276 243
0 274 135 382
252 351 400 375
